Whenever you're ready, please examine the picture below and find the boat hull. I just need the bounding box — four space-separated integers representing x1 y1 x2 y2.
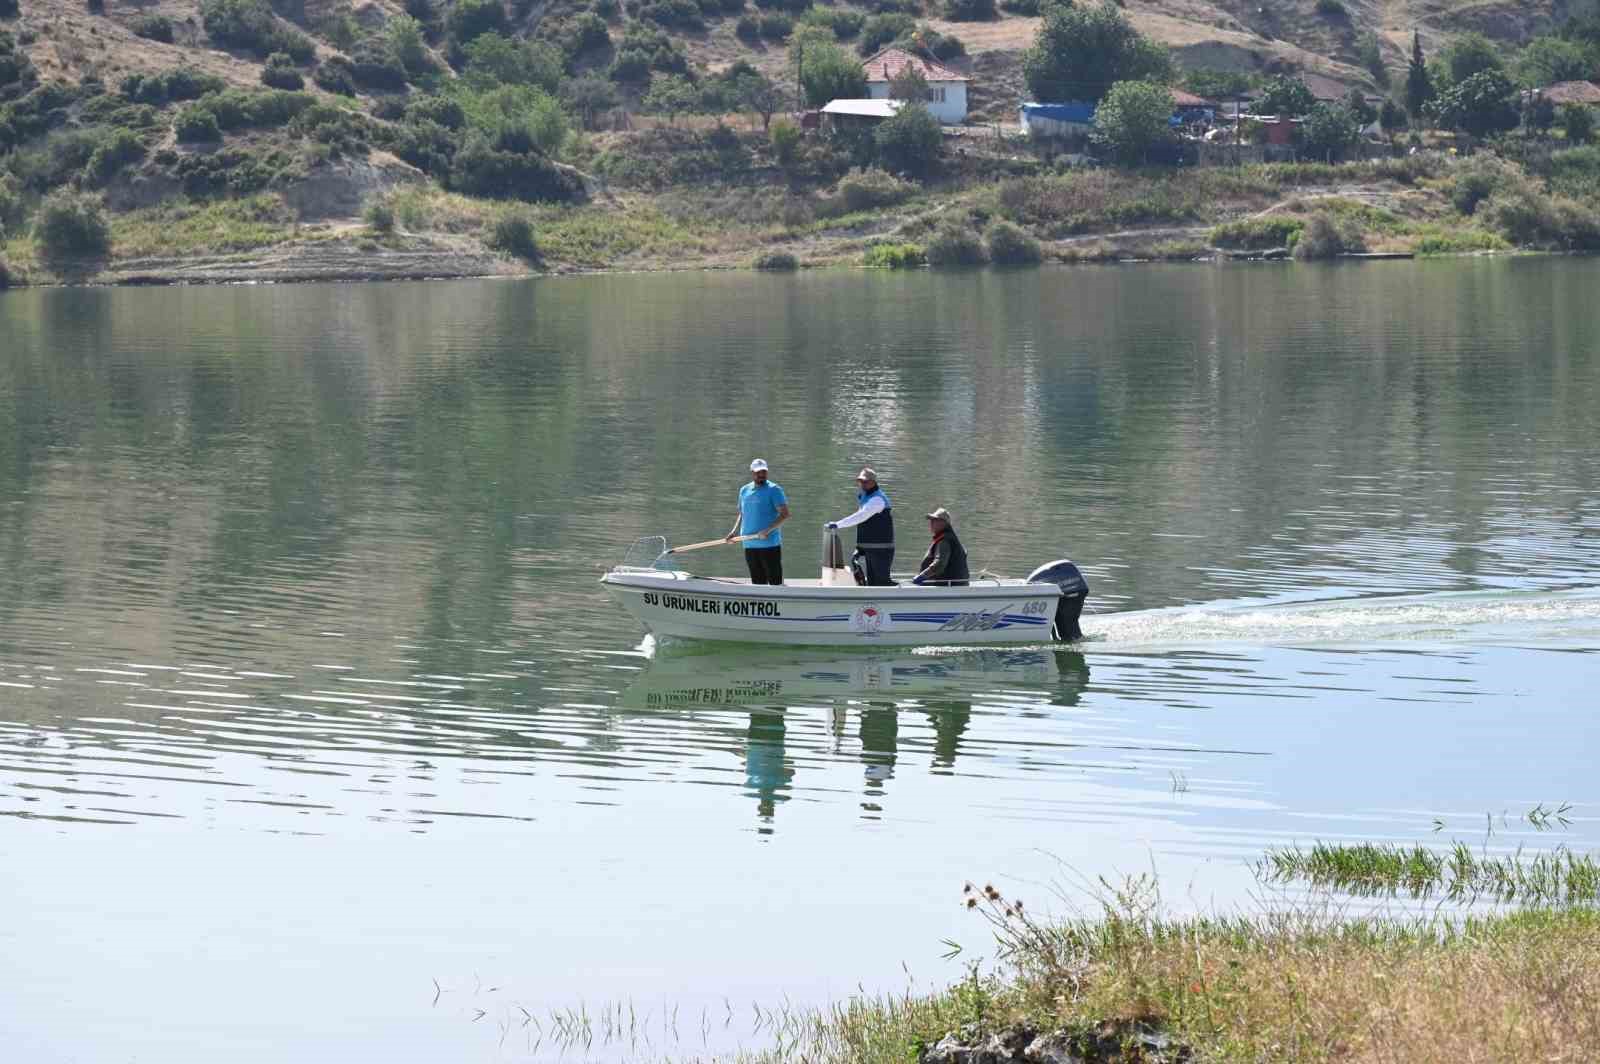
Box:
600 570 1061 647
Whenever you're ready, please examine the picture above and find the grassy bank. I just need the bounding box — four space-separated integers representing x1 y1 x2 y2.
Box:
720 874 1600 1064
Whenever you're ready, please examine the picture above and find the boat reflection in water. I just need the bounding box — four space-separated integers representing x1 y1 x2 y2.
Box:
621 646 1090 832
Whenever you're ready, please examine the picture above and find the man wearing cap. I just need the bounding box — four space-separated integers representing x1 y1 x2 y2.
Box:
726 459 790 585
911 508 969 587
825 468 895 587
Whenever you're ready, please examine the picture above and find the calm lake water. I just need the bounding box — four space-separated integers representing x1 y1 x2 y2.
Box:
3 261 1599 1062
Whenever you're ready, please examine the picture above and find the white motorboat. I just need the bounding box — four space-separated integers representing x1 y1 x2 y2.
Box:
600 533 1089 648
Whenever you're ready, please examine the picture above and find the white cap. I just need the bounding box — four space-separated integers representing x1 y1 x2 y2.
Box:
750 458 769 473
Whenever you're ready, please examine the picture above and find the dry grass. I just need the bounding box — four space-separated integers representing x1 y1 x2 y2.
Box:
735 875 1600 1064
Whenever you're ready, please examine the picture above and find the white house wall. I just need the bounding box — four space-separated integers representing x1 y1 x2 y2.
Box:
866 81 968 125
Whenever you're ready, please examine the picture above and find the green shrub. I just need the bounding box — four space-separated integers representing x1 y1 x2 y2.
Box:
1292 211 1365 259
770 117 801 166
86 0 105 14
1314 0 1346 16
1481 187 1600 250
640 0 702 29
862 241 925 267
364 199 396 233
1561 103 1595 145
925 223 986 265
0 252 12 288
758 12 791 38
1211 215 1303 249
801 6 862 38
132 15 176 42
449 0 510 44
735 13 758 38
120 68 227 106
999 0 1037 11
452 137 585 202
985 219 1042 264
835 167 913 211
86 128 145 183
754 249 799 269
944 0 994 20
0 0 18 18
875 102 941 176
175 106 223 142
0 172 22 233
314 56 358 96
487 211 538 259
260 53 304 90
201 0 315 61
36 191 111 260
859 12 913 55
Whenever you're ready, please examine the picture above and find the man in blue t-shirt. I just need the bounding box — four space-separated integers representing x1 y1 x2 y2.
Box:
725 458 790 585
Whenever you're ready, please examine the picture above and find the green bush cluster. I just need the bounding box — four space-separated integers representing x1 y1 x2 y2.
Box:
120 68 227 106
314 55 358 96
608 24 689 83
200 0 315 62
753 249 799 269
597 125 750 189
925 223 986 266
862 241 925 267
758 12 792 38
132 15 176 42
364 199 396 233
1292 211 1365 259
0 0 19 19
172 144 306 197
85 127 145 184
858 12 913 54
35 190 111 260
451 137 584 201
261 53 304 90
1481 187 1600 250
488 211 539 260
0 251 12 288
835 167 914 211
985 219 1041 264
640 0 702 30
800 6 862 39
944 0 994 21
1211 215 1303 249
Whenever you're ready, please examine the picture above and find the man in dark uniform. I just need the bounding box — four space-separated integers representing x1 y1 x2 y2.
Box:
911 507 970 586
825 467 895 586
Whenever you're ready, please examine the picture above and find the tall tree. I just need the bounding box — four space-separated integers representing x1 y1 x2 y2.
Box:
1021 0 1172 103
1406 30 1434 116
1091 79 1174 165
1428 68 1520 137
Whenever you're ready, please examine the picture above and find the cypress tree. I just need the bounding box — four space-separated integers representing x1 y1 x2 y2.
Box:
1406 30 1434 117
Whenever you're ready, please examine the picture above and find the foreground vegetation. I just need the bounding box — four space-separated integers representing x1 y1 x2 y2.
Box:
713 833 1600 1064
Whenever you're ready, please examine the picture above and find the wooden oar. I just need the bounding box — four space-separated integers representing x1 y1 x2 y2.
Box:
665 524 777 550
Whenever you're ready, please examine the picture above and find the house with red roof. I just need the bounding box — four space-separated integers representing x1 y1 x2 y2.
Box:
861 47 971 125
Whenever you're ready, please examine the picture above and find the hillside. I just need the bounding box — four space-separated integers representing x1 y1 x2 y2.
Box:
0 0 1590 285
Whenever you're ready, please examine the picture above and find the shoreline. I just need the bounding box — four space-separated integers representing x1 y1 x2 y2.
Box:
2 239 1539 291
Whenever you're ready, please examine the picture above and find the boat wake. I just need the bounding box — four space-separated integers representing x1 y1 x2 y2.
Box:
1084 587 1600 650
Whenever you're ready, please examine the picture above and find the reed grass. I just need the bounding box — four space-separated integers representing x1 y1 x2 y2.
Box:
1260 840 1600 905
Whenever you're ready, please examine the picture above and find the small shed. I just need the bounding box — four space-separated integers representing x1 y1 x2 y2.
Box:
862 47 971 125
1535 80 1600 107
821 98 904 132
1020 101 1096 139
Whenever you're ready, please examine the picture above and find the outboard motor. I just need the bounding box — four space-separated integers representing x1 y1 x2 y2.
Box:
1027 560 1089 641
